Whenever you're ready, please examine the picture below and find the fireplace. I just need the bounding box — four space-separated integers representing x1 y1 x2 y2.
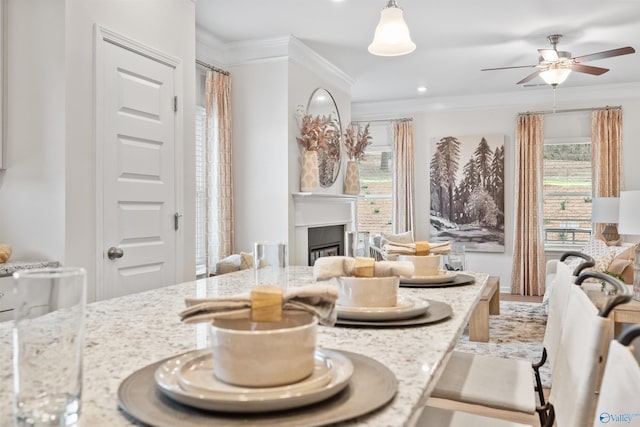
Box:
308 225 345 266
292 192 357 266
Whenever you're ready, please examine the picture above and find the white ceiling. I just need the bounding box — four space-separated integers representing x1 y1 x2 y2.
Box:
195 0 640 104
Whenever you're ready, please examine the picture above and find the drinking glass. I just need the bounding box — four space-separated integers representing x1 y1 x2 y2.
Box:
445 243 466 271
13 267 86 427
345 231 371 258
254 242 288 288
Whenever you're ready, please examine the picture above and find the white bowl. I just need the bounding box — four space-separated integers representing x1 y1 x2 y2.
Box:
398 255 441 277
209 311 317 387
336 276 399 307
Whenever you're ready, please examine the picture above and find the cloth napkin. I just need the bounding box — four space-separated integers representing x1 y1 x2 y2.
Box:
179 284 339 326
382 241 451 258
312 256 415 281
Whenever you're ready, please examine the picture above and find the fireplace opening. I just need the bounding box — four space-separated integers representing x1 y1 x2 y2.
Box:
308 225 345 266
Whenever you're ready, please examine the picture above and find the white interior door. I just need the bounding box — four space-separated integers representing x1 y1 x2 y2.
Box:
99 37 177 300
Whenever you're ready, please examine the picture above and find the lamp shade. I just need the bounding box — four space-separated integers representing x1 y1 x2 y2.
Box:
592 197 620 223
618 191 640 235
368 1 416 56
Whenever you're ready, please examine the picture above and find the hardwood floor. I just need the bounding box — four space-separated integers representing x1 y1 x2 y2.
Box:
501 293 543 303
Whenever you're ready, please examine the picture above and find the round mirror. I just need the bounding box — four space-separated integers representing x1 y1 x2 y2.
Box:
306 88 342 188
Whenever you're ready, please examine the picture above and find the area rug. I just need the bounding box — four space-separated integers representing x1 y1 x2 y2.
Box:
454 300 552 388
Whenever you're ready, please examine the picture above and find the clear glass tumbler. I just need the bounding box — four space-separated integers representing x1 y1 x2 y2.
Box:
254 242 288 288
445 243 466 271
13 267 86 427
345 231 371 258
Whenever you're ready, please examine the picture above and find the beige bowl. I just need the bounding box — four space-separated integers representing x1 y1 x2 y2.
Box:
337 276 399 307
398 254 441 276
209 311 317 387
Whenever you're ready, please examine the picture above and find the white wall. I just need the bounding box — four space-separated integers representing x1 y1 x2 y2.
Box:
0 0 195 302
359 95 640 293
230 60 289 254
0 0 66 261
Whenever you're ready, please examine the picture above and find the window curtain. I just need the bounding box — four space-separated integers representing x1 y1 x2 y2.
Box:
512 114 546 296
392 120 415 234
591 108 623 237
205 70 234 271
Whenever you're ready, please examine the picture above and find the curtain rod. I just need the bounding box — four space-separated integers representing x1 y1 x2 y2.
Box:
351 118 413 124
519 106 621 116
196 59 230 76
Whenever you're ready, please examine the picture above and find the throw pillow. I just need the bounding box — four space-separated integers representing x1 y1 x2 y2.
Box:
240 252 254 270
607 259 632 276
581 237 616 272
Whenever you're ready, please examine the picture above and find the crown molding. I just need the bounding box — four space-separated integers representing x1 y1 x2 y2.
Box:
352 82 640 117
287 36 354 95
195 30 353 94
195 25 227 66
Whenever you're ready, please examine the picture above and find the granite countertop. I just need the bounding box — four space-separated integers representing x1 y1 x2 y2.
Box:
0 267 488 426
0 260 60 277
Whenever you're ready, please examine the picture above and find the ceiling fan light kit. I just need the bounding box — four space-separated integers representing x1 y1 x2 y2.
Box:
539 63 572 86
368 0 416 57
482 34 635 87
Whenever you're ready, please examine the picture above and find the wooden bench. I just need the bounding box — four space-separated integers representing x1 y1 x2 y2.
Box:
469 275 500 342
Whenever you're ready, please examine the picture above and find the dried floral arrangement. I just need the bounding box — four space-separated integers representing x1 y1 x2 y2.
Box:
296 113 340 152
343 123 372 161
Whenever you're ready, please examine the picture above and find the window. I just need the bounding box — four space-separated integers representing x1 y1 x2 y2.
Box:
542 140 593 246
195 106 207 275
357 124 393 235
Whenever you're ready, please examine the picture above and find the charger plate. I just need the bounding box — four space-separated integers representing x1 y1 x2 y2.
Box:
400 273 475 288
335 300 452 327
117 349 397 427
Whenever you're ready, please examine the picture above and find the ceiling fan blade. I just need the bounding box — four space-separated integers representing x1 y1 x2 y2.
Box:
573 46 635 63
570 63 609 75
538 48 558 62
481 64 538 71
517 70 542 85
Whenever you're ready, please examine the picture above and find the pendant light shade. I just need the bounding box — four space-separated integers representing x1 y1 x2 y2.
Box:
368 0 416 57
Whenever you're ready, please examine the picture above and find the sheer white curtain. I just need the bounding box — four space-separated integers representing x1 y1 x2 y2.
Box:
204 70 234 272
392 120 415 234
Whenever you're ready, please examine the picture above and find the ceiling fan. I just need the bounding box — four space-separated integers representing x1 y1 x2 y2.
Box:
482 34 636 86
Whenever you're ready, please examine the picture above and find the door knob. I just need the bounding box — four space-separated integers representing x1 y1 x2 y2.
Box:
107 247 124 260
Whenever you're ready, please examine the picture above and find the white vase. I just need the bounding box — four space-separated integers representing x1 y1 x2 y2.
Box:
344 160 360 195
300 150 319 192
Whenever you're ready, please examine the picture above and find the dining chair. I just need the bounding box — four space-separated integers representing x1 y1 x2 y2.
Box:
591 325 640 426
424 270 630 427
429 253 590 421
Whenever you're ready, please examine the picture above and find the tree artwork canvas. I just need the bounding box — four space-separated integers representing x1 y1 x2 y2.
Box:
430 135 505 252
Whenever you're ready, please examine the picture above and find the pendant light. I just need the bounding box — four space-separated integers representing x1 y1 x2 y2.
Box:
368 0 416 56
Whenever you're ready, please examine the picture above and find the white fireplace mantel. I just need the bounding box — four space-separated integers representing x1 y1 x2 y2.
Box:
292 192 358 265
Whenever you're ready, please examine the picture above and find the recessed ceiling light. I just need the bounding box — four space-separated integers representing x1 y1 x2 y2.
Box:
417 86 427 93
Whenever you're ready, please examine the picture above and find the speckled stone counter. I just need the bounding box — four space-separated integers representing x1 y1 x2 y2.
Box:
0 267 488 426
0 260 60 277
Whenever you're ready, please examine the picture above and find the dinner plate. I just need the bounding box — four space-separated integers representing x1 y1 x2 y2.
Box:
154 348 353 413
401 270 457 284
400 273 475 288
177 349 334 398
117 349 398 427
336 300 452 327
337 296 430 321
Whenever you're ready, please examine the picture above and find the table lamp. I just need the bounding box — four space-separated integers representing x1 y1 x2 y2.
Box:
592 197 620 243
618 191 640 301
